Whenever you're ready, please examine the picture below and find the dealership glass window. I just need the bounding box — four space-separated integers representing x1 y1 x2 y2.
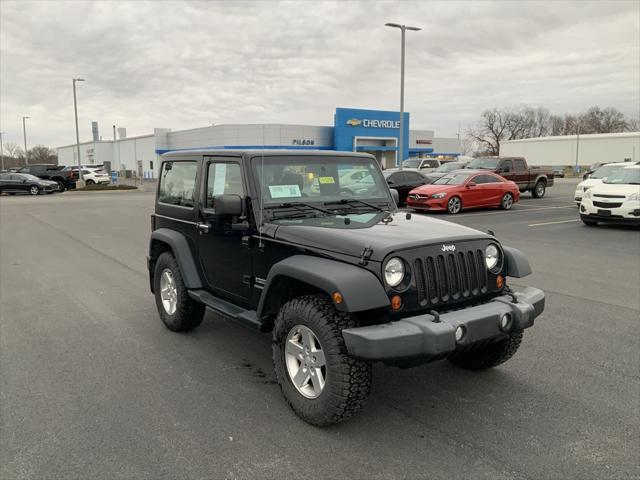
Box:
150 161 154 170
158 161 197 207
206 162 244 208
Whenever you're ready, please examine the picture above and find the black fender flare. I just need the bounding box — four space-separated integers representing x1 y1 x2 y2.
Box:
503 246 532 278
149 228 203 289
257 255 390 316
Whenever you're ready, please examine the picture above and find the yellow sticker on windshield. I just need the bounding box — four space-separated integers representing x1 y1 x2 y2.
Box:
319 176 335 184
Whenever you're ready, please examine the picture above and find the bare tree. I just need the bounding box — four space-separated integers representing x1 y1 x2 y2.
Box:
626 117 640 132
4 142 24 159
467 109 509 155
27 145 57 164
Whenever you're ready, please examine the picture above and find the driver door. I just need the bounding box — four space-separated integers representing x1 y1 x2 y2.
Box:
197 159 253 303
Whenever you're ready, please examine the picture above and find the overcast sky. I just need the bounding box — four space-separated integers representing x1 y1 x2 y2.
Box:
1 0 638 149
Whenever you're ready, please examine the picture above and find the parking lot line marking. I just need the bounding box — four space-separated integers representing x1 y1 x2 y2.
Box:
452 205 576 218
528 219 580 227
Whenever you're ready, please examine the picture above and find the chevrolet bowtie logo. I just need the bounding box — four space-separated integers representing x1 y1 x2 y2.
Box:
346 118 362 126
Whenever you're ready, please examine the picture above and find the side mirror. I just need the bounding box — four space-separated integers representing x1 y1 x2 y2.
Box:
212 194 243 216
466 182 477 188
390 188 400 206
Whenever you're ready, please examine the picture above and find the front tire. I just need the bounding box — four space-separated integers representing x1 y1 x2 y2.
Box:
531 180 546 198
500 192 514 210
272 295 372 426
448 332 523 370
29 185 40 195
85 179 95 185
56 180 66 192
446 196 462 214
153 252 205 332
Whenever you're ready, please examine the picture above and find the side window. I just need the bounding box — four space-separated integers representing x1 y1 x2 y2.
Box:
406 172 423 182
206 162 244 208
158 161 197 207
471 175 486 184
514 159 526 171
483 174 502 183
501 160 513 173
18 166 29 173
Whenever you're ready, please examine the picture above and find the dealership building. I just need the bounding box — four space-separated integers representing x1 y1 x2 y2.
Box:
56 108 462 178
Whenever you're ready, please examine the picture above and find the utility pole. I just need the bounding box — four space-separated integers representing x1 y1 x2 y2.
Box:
385 22 421 169
22 116 30 164
73 78 85 187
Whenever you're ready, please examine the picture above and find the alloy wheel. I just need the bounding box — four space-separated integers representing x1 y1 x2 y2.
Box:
159 268 178 315
448 197 461 214
29 186 39 195
284 325 327 399
502 193 513 209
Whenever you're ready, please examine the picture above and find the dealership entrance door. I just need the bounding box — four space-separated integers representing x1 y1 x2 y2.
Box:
354 137 398 169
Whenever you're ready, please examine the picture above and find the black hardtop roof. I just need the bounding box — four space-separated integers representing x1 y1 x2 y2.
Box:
161 149 375 160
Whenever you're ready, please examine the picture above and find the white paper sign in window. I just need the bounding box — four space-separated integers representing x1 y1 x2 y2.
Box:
269 185 302 198
212 163 227 195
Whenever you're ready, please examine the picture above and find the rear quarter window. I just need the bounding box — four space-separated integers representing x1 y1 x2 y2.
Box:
158 161 197 207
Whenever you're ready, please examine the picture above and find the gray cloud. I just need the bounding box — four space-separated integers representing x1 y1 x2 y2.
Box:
1 0 638 148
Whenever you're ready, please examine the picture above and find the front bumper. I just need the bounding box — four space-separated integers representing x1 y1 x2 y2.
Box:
580 197 640 224
342 287 545 361
407 198 446 211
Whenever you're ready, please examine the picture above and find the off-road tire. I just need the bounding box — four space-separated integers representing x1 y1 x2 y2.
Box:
448 332 523 370
153 251 205 332
531 180 546 198
272 294 372 426
447 196 462 214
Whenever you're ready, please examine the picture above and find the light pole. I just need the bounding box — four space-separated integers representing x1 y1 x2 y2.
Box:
22 116 30 164
385 22 421 169
0 131 5 171
73 78 85 186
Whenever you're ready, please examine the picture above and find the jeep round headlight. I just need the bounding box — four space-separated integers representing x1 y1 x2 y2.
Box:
485 244 501 271
384 257 405 287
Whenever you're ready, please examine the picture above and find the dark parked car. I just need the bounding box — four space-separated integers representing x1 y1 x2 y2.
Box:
553 167 566 178
0 172 60 195
17 164 77 191
382 168 429 205
147 149 545 426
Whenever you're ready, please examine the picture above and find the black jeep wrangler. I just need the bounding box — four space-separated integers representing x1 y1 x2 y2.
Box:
148 150 545 426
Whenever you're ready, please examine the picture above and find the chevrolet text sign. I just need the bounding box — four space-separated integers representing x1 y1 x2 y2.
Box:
347 119 400 129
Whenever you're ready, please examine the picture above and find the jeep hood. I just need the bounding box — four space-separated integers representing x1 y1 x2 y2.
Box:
269 212 491 262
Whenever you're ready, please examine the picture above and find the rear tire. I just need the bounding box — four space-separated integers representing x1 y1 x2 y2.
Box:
449 332 523 370
272 295 372 426
56 180 66 192
153 252 205 332
500 192 514 210
531 180 546 198
446 196 462 214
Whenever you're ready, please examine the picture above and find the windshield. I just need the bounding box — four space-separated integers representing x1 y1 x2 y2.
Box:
591 164 624 179
467 157 499 170
434 173 472 185
434 162 464 173
402 159 421 168
603 168 640 185
252 156 392 209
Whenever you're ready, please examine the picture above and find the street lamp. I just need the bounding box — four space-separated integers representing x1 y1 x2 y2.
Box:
73 78 85 186
385 22 421 169
22 116 30 164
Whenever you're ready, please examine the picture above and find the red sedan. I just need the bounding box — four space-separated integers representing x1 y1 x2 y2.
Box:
407 170 520 214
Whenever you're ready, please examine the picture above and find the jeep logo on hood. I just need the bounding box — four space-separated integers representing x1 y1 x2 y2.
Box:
441 244 456 252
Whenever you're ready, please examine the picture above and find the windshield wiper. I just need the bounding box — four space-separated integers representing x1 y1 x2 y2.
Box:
266 202 333 216
324 198 389 213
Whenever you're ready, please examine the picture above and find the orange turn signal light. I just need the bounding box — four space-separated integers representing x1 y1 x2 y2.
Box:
332 292 343 304
496 275 504 289
391 295 402 311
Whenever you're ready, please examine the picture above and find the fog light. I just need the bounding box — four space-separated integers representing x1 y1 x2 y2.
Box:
500 313 512 331
455 325 466 343
391 295 402 311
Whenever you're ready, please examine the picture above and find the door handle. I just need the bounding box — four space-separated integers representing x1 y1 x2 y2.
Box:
196 222 211 234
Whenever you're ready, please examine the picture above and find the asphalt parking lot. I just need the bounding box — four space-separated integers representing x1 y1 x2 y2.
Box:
1 178 638 480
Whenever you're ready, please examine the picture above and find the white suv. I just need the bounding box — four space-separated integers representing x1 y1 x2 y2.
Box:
82 168 111 185
580 165 640 226
574 162 629 205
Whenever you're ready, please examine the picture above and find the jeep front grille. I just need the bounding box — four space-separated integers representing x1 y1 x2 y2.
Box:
414 249 488 306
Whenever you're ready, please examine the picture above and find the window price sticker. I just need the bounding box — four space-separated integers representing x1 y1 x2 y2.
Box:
269 185 302 198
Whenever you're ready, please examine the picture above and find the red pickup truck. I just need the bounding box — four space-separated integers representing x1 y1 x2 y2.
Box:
465 156 554 198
